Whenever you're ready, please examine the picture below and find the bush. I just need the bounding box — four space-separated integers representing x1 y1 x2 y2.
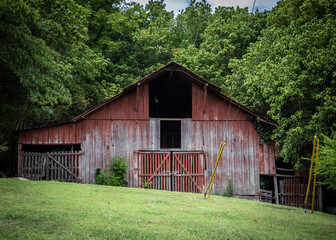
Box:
142 181 152 189
222 175 233 197
95 168 110 185
96 156 129 186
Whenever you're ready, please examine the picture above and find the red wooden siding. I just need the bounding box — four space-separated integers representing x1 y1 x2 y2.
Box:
85 83 149 120
19 122 81 145
192 84 246 121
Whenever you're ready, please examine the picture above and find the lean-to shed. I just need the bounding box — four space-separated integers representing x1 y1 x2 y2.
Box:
18 62 278 199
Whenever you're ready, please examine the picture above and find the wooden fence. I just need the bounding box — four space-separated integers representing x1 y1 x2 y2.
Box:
259 189 273 203
279 178 320 210
19 151 83 182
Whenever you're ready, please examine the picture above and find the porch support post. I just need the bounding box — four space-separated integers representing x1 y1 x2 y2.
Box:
18 144 22 177
274 176 279 204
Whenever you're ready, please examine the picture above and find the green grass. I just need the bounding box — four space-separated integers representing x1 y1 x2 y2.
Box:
0 179 335 240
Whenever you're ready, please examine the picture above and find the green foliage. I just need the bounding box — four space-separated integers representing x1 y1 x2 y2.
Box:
142 181 152 189
248 116 275 144
175 0 212 47
222 175 233 197
318 131 336 190
173 6 266 89
96 156 129 186
227 0 336 164
95 168 110 186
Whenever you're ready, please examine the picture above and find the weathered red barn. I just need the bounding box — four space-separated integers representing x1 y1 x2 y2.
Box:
18 62 279 199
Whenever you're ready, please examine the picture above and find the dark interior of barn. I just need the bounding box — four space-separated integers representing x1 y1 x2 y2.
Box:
149 71 192 118
160 120 181 148
22 144 81 153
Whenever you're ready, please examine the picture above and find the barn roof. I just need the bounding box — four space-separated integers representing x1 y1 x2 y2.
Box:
72 62 277 126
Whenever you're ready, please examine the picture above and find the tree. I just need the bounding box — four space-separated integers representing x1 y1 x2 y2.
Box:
318 132 336 190
173 6 266 89
226 0 336 164
175 0 212 47
0 0 112 175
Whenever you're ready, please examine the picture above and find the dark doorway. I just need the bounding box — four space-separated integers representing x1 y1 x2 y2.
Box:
149 72 192 118
21 144 81 153
160 120 181 149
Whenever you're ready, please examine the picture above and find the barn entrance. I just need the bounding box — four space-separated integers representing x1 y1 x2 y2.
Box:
19 147 83 182
136 151 206 193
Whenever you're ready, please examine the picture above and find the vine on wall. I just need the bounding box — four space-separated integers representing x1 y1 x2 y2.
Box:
248 116 275 144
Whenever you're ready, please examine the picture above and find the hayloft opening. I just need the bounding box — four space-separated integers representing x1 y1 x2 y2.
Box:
160 120 181 149
21 144 81 153
149 72 192 118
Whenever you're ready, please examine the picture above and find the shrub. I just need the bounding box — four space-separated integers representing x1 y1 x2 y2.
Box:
222 175 233 197
142 181 152 189
96 156 129 186
95 168 110 185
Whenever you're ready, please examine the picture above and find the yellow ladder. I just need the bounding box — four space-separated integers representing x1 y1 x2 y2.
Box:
304 136 320 213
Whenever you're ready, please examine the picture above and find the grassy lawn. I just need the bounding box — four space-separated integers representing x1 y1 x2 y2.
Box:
0 179 335 240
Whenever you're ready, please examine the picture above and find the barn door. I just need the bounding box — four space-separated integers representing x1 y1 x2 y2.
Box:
172 152 204 193
137 151 205 193
138 152 171 190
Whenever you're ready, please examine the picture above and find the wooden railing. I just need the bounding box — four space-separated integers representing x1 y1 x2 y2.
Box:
279 178 320 210
19 151 83 182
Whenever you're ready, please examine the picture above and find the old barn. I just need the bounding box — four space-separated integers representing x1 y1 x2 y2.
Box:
18 62 279 200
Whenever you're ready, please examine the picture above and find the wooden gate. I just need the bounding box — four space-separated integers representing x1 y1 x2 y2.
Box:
136 151 205 193
19 151 83 182
279 178 320 210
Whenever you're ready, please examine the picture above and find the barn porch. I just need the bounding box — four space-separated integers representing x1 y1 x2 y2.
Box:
134 151 207 193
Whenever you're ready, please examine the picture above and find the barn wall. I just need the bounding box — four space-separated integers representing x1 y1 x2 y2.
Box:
85 83 149 120
80 119 150 184
18 76 276 197
192 84 246 121
146 118 275 195
79 81 276 196
79 116 275 195
18 122 81 145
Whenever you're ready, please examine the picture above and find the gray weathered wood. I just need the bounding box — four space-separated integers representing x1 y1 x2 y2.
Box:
274 176 279 204
279 180 284 204
47 153 83 182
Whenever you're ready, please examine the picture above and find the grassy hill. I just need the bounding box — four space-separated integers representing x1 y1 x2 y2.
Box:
0 179 335 240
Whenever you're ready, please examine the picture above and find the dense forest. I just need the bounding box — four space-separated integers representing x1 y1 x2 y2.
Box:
0 0 335 187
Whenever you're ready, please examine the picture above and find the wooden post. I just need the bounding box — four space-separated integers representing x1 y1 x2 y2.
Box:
18 144 22 177
279 180 284 204
318 185 323 211
273 176 279 204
